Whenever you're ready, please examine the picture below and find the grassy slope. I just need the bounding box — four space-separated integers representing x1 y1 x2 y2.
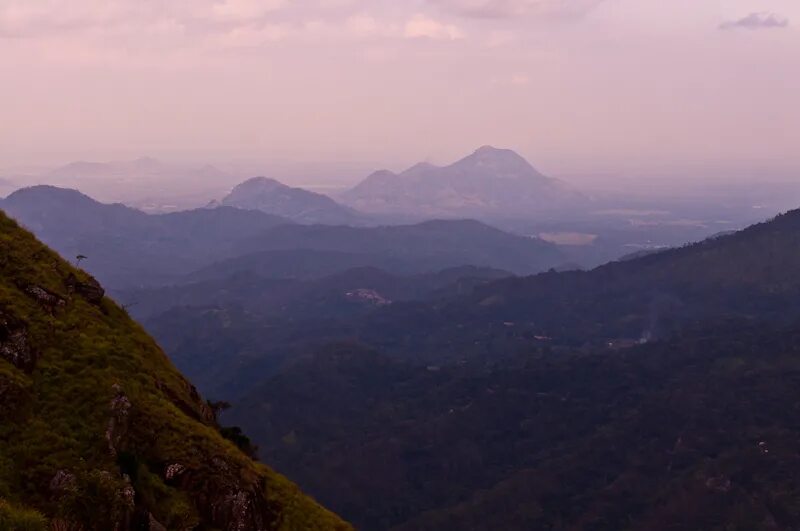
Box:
0 211 349 530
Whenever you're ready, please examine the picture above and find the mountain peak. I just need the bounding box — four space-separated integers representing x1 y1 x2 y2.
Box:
343 146 579 217
221 177 362 225
465 145 529 164
450 146 546 182
406 162 438 173
474 145 504 154
5 185 100 206
235 176 285 190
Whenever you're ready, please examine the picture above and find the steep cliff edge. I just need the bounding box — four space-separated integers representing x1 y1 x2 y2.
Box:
0 210 350 530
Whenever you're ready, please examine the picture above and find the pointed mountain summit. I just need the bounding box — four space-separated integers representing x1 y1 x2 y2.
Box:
342 146 583 219
221 176 365 225
0 210 350 529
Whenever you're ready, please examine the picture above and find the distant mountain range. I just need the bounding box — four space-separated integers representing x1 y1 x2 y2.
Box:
0 185 290 288
0 185 567 292
217 176 365 225
341 146 585 219
17 147 584 224
215 146 585 224
221 219 564 277
41 157 239 211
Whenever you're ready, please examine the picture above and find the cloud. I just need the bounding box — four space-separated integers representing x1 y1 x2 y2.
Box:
404 15 464 40
0 0 133 36
210 0 287 22
0 0 491 63
427 0 605 19
720 12 789 30
0 0 292 38
346 14 380 36
215 23 292 48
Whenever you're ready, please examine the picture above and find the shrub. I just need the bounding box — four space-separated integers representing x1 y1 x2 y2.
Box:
0 499 48 531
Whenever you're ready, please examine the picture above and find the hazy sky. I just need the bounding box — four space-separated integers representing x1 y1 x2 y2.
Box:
1 0 798 180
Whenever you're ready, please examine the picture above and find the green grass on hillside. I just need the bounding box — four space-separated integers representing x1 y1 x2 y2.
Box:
0 212 350 530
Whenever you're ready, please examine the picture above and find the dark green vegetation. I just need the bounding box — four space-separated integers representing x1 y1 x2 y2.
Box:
126 265 510 322
0 211 349 530
205 210 800 529
143 209 800 401
228 328 800 530
128 266 509 397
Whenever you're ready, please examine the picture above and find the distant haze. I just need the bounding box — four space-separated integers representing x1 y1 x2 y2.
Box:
1 0 799 184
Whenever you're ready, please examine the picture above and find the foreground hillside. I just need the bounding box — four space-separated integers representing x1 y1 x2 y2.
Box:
0 212 348 529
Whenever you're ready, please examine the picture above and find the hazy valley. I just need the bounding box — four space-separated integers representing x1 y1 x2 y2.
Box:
4 142 800 529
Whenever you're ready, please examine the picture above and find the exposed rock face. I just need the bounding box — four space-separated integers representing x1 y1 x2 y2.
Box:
157 378 216 423
0 310 37 371
209 484 273 531
106 384 132 456
66 273 105 304
164 463 186 481
23 284 66 312
165 458 277 531
49 470 78 495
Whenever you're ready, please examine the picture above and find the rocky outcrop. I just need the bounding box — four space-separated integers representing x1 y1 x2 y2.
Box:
0 310 37 372
66 273 105 305
164 463 186 481
49 470 78 495
157 378 215 424
106 384 132 457
23 285 66 312
166 460 277 531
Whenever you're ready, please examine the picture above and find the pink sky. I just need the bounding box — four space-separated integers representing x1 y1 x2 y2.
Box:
1 0 798 181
